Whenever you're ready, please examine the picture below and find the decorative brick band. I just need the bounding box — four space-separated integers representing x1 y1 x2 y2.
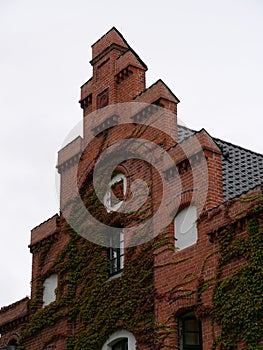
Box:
131 104 158 123
0 314 29 332
164 151 205 181
90 43 127 66
80 94 92 110
57 152 82 174
115 66 133 84
29 231 60 253
92 114 119 135
207 217 246 243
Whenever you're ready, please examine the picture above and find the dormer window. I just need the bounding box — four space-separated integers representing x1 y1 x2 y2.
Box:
43 274 58 307
174 205 198 250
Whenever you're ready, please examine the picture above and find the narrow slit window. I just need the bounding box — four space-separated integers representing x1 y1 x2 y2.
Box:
108 229 124 277
178 313 202 350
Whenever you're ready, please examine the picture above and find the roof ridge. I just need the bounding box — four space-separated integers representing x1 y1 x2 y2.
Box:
0 296 29 313
178 123 196 134
213 136 263 158
117 43 147 70
91 27 127 48
134 79 180 102
91 27 147 70
31 213 59 232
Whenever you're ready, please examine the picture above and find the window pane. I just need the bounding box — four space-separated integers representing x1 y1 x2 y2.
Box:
184 319 199 332
175 205 198 249
43 274 58 307
120 255 124 270
178 315 202 349
108 229 124 276
184 332 200 345
113 249 118 259
111 257 118 273
112 338 128 350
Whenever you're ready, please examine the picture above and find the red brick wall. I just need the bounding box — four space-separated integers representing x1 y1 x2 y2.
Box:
153 186 263 349
1 28 261 350
23 319 68 350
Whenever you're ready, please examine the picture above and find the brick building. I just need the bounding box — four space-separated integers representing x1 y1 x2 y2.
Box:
0 28 263 350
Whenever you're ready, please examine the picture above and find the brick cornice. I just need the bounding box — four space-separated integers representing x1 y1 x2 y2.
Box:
90 43 128 66
57 152 82 174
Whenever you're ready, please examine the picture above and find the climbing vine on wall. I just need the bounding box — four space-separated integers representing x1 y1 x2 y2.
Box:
18 162 156 350
17 114 263 350
212 196 263 350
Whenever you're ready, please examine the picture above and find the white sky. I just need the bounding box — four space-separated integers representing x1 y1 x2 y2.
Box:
0 0 262 307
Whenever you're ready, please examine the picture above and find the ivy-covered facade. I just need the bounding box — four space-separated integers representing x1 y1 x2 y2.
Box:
0 28 262 350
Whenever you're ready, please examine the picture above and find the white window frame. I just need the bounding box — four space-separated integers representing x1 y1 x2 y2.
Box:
103 173 127 213
102 330 136 350
108 229 124 278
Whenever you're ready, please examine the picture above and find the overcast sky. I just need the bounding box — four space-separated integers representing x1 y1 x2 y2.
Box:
0 0 262 307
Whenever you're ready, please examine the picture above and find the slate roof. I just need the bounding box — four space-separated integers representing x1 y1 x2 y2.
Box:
178 124 195 142
214 138 263 200
177 125 263 201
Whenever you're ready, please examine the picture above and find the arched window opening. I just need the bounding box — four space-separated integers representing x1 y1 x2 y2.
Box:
112 338 128 350
102 330 136 350
103 173 127 213
178 313 202 350
8 339 17 346
174 205 198 250
43 274 58 307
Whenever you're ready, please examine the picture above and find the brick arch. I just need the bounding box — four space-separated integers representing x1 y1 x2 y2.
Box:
8 334 19 345
174 305 196 318
177 189 197 215
102 330 136 349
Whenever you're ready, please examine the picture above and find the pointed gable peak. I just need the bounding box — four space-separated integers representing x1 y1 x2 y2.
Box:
154 79 180 103
91 27 129 61
135 79 180 104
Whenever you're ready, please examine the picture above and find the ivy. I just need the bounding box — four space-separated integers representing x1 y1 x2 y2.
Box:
212 199 263 350
18 223 155 349
18 122 263 350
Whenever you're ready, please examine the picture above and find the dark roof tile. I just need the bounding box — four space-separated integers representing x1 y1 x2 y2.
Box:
214 138 263 200
177 125 263 201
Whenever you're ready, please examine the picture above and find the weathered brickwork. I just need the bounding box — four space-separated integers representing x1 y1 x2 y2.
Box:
0 28 262 350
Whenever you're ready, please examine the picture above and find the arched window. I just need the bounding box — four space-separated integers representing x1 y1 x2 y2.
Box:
43 274 58 307
174 205 198 250
8 339 18 346
7 336 18 349
178 313 202 350
102 330 136 350
112 339 128 350
103 173 127 213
